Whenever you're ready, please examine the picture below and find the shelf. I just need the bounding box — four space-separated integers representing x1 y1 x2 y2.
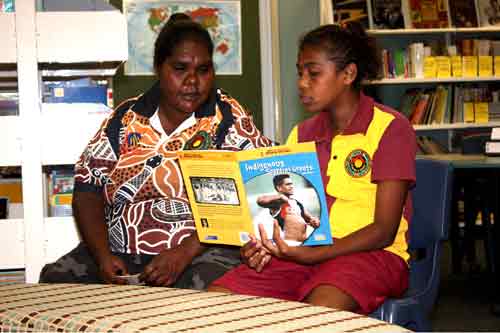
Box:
415 122 500 131
368 26 500 35
44 217 80 264
0 13 17 64
0 219 24 269
366 77 500 85
40 103 111 165
0 116 22 167
36 11 128 64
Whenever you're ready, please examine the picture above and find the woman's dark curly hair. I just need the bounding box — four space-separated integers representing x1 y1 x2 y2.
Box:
153 13 214 71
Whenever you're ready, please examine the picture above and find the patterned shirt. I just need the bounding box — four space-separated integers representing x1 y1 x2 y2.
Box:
74 82 272 255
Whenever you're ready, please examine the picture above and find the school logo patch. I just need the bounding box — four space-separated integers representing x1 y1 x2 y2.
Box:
344 149 371 178
184 130 211 150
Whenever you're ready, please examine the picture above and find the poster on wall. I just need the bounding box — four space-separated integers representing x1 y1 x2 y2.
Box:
123 0 242 75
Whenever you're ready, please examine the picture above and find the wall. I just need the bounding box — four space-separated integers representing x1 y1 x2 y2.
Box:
277 0 320 142
109 0 264 129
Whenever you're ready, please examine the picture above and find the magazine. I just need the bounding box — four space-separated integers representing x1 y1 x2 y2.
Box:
407 0 450 28
448 0 478 27
369 0 406 29
332 0 370 29
476 0 500 26
177 142 332 247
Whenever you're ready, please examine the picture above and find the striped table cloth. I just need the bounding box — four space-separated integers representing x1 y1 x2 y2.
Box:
0 283 410 332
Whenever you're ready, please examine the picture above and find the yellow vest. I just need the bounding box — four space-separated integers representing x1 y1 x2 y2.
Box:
288 106 410 262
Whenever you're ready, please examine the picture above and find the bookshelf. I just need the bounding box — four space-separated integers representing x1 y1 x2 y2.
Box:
366 28 500 139
0 2 127 282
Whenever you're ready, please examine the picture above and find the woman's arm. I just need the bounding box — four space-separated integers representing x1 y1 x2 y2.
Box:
261 179 410 264
140 231 206 286
72 191 128 282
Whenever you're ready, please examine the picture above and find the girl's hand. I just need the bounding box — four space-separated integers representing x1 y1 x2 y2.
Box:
259 221 298 260
240 234 271 272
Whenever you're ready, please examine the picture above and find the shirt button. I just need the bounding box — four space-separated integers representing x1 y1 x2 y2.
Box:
333 155 337 160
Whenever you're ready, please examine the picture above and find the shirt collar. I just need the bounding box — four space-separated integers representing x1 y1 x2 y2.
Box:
314 92 374 142
150 108 196 139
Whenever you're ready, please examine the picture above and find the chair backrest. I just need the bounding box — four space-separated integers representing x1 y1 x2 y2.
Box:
408 158 453 314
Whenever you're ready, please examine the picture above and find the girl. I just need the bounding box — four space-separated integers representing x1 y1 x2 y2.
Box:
209 22 416 314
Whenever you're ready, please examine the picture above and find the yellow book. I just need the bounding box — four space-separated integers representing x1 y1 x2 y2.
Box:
463 56 478 77
451 56 463 77
464 102 475 122
474 102 489 123
495 56 500 77
478 56 493 77
177 143 332 247
423 57 437 78
435 56 451 78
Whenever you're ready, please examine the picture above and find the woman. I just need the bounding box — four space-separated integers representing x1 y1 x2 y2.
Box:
39 14 272 288
209 22 416 314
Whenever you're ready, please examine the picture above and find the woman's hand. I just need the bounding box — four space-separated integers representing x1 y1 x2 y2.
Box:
240 234 271 272
98 254 128 284
139 246 191 286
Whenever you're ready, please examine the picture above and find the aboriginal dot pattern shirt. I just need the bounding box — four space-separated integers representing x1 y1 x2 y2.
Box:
74 82 272 254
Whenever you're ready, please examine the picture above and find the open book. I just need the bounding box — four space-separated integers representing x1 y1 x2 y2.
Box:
177 142 332 247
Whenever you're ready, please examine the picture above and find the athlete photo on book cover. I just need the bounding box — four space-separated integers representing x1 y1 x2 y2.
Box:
244 171 327 246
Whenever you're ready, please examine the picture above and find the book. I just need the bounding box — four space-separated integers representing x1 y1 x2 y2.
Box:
177 142 333 247
48 170 74 217
476 0 500 26
332 0 370 29
407 0 451 28
448 0 479 27
369 0 406 29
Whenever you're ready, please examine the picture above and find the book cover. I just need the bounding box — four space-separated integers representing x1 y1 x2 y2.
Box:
476 0 500 26
178 143 332 247
448 0 479 27
370 0 406 29
408 0 451 28
332 0 370 29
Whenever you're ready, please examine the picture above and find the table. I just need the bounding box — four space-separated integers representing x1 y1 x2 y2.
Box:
0 283 409 333
419 154 500 305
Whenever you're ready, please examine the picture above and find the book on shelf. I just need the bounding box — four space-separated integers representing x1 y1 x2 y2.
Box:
177 142 332 247
332 0 370 29
369 0 406 29
47 170 74 217
407 0 451 29
476 0 500 27
448 0 479 27
486 141 500 154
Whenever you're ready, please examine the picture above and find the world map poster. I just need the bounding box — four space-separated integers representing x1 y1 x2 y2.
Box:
123 0 242 75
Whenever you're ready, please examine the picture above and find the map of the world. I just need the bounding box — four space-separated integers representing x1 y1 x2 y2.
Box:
124 0 241 75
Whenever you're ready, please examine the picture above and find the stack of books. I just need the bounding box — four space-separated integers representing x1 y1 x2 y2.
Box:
486 127 500 155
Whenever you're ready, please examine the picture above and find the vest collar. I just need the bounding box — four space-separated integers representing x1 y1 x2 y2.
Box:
314 92 375 142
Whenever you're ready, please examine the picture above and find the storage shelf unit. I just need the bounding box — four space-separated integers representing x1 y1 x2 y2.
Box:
365 27 500 137
0 5 127 282
366 76 500 85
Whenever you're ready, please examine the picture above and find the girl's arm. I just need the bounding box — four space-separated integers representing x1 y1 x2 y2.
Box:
260 179 410 264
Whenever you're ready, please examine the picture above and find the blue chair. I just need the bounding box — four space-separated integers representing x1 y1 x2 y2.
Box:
371 158 453 331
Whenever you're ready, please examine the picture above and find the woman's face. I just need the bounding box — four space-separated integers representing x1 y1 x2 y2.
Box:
296 46 349 113
157 39 215 116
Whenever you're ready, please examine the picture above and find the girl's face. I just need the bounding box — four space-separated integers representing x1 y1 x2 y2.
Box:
157 39 215 116
296 46 350 113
